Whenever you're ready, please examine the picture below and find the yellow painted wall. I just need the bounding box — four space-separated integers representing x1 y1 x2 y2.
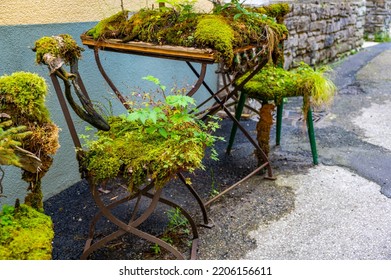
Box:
0 0 213 26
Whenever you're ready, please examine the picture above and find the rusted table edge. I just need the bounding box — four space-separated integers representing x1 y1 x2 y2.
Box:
81 34 216 63
80 33 260 64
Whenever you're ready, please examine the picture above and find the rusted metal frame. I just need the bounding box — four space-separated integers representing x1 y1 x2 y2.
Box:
92 48 212 225
186 57 274 188
186 62 208 97
82 180 186 260
93 47 130 110
84 182 156 242
177 172 211 228
50 75 82 149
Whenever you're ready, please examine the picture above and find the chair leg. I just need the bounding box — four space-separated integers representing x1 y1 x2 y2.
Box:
306 108 319 165
226 92 247 154
276 103 283 146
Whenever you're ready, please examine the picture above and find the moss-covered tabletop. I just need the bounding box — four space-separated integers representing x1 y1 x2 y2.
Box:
81 1 289 68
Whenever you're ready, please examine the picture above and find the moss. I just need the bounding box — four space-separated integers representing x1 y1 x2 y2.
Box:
85 3 289 66
81 93 220 191
256 3 291 24
82 115 207 191
195 15 235 65
34 34 83 65
239 64 298 104
0 72 59 160
0 119 31 168
87 10 130 40
0 72 59 208
239 62 336 114
0 72 50 123
0 204 54 260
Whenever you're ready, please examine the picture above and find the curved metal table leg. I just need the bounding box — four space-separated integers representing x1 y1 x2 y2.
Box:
82 179 200 260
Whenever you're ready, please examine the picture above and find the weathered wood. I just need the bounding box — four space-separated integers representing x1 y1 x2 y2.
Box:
13 146 42 173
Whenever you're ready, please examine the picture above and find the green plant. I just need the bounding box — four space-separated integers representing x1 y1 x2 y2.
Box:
294 62 337 110
374 31 391 43
166 207 189 233
149 208 188 256
81 77 222 191
157 0 197 19
212 0 267 21
150 243 162 255
209 168 219 198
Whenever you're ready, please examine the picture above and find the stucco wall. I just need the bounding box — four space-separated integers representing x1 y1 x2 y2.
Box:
0 0 213 25
0 0 217 206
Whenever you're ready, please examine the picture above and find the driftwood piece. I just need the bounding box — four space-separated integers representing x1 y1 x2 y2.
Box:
13 146 42 173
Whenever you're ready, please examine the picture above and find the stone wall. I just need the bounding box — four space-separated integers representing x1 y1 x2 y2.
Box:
364 0 391 39
281 0 366 69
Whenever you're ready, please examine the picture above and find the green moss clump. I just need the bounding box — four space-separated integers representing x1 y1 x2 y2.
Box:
195 15 235 65
256 3 291 24
34 34 83 65
81 95 220 191
83 116 208 190
239 62 337 113
0 72 60 209
87 10 130 40
0 204 54 260
0 72 50 123
240 64 298 105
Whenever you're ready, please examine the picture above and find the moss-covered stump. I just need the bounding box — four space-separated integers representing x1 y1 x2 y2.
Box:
0 203 54 260
256 103 275 165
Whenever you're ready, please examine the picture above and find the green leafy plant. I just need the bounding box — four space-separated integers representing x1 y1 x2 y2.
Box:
149 207 189 256
166 207 189 233
150 243 162 255
81 77 222 191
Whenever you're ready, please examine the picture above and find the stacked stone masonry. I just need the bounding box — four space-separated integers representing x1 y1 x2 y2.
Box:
274 0 367 69
365 0 391 39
